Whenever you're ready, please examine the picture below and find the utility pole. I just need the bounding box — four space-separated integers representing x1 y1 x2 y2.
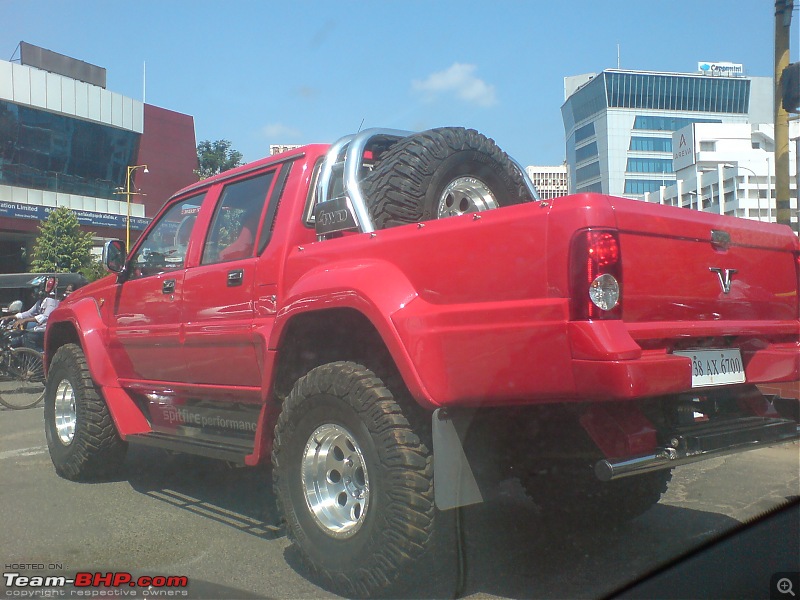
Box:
774 0 793 227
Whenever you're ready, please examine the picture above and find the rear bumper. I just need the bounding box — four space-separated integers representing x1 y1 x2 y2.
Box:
397 310 797 407
595 418 800 481
572 341 799 401
573 353 689 399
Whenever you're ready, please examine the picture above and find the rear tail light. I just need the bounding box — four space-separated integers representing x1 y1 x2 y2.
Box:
569 229 622 320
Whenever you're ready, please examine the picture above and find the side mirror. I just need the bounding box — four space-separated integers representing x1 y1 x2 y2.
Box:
102 239 127 274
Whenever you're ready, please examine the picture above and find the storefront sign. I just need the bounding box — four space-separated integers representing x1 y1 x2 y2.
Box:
0 202 150 231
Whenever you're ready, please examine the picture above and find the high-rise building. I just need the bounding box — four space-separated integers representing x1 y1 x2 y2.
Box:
0 43 198 272
561 66 772 199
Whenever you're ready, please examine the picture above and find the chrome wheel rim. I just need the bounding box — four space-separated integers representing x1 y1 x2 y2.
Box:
54 379 77 445
437 176 498 218
301 424 370 538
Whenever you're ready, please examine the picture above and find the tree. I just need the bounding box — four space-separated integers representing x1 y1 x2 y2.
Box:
196 139 243 179
31 206 95 276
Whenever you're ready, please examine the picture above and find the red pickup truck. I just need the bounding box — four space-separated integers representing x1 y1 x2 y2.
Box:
42 127 800 597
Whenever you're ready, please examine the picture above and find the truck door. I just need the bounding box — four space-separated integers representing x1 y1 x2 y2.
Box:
107 194 205 383
181 168 282 388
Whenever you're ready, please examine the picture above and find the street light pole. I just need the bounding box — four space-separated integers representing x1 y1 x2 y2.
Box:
774 0 793 226
114 164 149 250
736 165 762 222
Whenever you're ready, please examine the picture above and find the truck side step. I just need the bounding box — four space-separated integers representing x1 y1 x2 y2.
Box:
126 432 252 464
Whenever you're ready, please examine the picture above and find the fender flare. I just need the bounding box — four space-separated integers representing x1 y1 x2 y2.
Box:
45 297 119 387
45 298 150 437
269 258 435 406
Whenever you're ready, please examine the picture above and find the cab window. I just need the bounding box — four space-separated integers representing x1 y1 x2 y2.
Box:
201 171 275 264
128 194 205 279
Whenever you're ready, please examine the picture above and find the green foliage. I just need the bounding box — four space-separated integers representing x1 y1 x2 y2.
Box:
79 258 109 283
196 139 243 179
217 208 245 247
30 207 95 274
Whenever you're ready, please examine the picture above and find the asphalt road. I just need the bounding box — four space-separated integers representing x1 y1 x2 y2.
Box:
1 404 798 599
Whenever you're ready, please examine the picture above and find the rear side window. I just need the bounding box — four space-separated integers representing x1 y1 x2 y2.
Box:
201 172 275 265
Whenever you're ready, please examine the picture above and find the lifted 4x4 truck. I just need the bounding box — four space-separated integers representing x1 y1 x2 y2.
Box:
43 128 800 597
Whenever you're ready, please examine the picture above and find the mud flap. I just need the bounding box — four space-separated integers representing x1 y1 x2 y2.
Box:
432 408 484 510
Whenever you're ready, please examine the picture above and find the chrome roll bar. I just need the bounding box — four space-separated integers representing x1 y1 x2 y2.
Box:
316 128 412 234
314 127 540 237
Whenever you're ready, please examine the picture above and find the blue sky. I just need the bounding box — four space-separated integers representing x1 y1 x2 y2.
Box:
3 0 796 166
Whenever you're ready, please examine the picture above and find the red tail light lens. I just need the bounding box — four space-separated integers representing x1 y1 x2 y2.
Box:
569 229 623 320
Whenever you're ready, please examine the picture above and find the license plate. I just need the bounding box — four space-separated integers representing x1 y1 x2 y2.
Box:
674 349 746 388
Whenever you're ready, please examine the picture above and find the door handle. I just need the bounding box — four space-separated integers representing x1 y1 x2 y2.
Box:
162 279 175 294
227 269 244 287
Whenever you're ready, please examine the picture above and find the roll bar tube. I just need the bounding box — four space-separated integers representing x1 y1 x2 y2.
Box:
315 127 539 237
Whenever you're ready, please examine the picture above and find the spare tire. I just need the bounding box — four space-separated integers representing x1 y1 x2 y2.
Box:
362 127 533 229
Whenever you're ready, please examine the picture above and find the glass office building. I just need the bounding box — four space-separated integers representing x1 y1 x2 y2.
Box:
0 50 197 273
561 69 772 199
0 99 139 199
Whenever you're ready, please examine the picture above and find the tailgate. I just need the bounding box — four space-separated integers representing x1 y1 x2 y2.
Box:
610 200 799 332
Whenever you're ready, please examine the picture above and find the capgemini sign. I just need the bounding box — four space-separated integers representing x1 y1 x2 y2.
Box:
698 62 745 76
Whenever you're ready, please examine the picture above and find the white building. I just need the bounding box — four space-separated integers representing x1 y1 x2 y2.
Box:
561 66 772 199
270 144 301 156
648 122 798 229
525 165 568 200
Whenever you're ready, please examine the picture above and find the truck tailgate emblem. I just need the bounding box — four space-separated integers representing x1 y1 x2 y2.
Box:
709 267 737 294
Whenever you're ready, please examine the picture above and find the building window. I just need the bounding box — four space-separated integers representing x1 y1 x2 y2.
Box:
632 115 722 131
574 122 595 143
605 72 750 113
576 161 601 184
0 100 140 199
624 179 666 194
577 182 603 193
629 137 672 152
626 158 673 173
700 141 716 152
563 76 608 129
575 142 598 164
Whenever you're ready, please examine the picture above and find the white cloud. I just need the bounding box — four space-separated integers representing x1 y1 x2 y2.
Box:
412 63 497 107
262 123 302 139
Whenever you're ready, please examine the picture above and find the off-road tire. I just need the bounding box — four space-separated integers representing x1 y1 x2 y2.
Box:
522 467 672 527
362 126 533 228
44 344 127 480
272 361 435 598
